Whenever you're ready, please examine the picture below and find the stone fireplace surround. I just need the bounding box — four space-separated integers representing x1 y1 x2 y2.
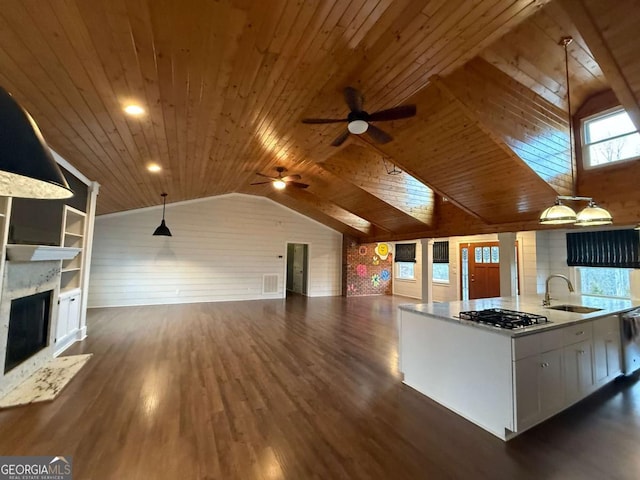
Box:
0 260 61 398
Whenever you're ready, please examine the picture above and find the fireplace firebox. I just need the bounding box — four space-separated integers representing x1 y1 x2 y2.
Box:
4 290 52 373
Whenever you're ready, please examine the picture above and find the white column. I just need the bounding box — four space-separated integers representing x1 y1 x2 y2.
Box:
420 238 432 302
78 181 100 339
498 232 518 297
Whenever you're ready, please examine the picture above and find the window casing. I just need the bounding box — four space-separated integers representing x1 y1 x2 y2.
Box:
581 107 640 168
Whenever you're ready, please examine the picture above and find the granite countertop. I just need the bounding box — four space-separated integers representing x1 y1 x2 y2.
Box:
398 295 640 337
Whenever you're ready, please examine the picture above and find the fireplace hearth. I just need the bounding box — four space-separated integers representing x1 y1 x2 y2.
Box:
4 291 52 374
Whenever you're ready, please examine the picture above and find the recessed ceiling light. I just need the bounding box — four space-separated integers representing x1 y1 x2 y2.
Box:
147 163 162 173
124 104 145 116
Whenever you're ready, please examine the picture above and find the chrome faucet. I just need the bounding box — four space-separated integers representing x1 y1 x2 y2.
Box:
543 274 575 307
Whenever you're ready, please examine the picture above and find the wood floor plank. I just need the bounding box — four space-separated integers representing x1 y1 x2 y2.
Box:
1 295 639 479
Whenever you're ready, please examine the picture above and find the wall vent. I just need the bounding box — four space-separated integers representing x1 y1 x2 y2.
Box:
263 274 278 294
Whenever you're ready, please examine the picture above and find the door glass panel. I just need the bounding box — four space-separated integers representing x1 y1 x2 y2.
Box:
491 246 499 263
482 247 490 263
475 247 482 263
462 248 469 301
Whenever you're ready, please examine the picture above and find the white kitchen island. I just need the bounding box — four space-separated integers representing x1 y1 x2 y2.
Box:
398 295 639 440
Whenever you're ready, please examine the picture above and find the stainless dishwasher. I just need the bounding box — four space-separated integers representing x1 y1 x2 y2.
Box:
621 308 640 374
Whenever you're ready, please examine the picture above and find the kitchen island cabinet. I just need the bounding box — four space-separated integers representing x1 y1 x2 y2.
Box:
398 296 638 440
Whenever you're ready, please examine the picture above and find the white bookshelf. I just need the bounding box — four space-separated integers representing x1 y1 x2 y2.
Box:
60 205 86 292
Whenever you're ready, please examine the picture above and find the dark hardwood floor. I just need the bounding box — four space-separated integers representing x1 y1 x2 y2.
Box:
1 295 639 479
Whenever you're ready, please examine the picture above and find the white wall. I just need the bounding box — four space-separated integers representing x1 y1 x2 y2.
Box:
88 194 342 307
392 240 422 299
516 231 538 295
535 230 572 293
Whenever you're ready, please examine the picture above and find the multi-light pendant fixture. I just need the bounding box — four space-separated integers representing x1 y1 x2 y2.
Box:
539 37 612 227
152 192 172 236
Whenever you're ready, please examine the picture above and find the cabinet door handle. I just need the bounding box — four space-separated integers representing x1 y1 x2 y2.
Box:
576 331 584 336
540 362 549 368
578 350 585 355
71 298 76 302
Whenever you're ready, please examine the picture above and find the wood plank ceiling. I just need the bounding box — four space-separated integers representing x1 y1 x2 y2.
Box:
0 0 637 240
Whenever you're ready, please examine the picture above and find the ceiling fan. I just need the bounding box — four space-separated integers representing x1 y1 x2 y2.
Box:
251 166 309 190
301 86 417 146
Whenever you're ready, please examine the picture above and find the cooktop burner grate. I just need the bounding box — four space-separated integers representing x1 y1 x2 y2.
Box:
459 308 548 329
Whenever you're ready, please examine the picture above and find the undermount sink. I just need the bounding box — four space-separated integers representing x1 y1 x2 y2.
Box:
547 305 603 314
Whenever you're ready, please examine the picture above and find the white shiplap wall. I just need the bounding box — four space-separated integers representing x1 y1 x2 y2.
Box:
88 194 342 307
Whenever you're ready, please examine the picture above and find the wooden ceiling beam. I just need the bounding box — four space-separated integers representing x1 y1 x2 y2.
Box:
560 0 640 132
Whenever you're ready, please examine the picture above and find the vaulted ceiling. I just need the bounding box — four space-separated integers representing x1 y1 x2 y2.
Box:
1 0 639 241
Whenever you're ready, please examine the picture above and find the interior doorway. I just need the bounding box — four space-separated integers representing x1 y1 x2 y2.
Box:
460 241 519 300
286 243 308 296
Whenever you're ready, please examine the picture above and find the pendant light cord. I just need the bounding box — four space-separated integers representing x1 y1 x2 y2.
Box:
562 36 576 197
161 192 167 220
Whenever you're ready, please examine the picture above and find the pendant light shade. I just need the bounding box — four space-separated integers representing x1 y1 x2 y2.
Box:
539 200 577 225
0 87 73 199
153 193 172 236
574 201 613 226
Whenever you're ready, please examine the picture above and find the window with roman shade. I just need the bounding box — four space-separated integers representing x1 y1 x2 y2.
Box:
566 229 640 268
433 241 449 264
395 243 416 263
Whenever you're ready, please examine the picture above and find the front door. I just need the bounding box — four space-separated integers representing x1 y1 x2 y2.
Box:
465 242 501 300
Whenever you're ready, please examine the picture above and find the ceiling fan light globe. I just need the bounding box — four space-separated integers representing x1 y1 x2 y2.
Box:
273 179 286 190
348 120 368 135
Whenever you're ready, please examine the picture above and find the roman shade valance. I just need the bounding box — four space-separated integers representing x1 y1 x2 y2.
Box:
395 243 416 263
433 241 449 264
566 229 640 268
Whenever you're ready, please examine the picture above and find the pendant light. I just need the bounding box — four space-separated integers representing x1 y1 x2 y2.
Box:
0 87 73 199
539 199 577 225
539 37 612 226
153 193 172 236
575 200 613 226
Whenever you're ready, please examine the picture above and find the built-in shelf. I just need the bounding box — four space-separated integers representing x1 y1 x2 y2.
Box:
62 267 81 273
60 206 86 293
6 245 81 262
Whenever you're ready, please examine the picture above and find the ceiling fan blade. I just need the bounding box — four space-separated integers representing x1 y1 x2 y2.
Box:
331 129 350 147
281 174 301 181
287 181 309 189
255 172 277 179
250 181 273 185
301 118 347 124
368 104 417 122
344 87 364 112
366 124 393 144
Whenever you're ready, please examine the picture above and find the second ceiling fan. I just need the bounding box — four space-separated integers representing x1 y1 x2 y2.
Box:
302 86 417 146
